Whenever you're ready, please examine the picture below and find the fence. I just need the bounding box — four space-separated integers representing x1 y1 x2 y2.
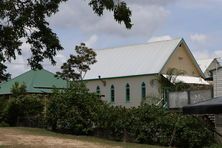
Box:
168 89 213 109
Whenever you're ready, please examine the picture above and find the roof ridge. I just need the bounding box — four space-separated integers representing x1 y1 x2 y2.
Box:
0 69 31 86
96 38 182 52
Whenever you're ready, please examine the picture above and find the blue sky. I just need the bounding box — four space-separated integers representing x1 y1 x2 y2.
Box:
7 0 222 77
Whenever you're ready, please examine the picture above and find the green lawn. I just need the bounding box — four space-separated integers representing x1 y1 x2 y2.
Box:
0 127 166 148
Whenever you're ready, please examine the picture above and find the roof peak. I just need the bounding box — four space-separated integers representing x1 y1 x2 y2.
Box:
96 38 183 52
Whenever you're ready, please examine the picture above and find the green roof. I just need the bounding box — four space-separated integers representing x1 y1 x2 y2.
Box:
0 69 67 95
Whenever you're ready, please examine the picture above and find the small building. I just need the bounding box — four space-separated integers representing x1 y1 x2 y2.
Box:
198 58 220 80
0 69 67 95
85 38 208 107
211 58 222 97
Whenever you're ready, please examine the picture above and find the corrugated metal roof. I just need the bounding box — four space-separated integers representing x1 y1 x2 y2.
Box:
85 38 182 80
0 69 67 95
218 58 222 66
197 58 214 73
163 75 209 85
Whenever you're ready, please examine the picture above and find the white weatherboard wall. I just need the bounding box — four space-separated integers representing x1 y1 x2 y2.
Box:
213 68 222 97
86 75 160 107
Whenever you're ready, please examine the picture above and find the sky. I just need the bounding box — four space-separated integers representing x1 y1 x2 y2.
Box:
6 0 222 77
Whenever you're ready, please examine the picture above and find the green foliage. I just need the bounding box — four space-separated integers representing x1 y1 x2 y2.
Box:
0 121 9 127
95 104 215 147
46 82 103 135
10 82 27 97
0 0 132 81
0 96 8 117
89 0 132 29
3 95 44 126
95 105 131 141
57 43 97 81
2 80 214 147
156 68 191 92
173 115 215 148
46 83 215 147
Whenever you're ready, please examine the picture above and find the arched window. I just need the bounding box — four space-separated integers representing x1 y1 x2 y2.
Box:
126 83 130 102
141 82 146 99
96 86 100 95
110 85 115 102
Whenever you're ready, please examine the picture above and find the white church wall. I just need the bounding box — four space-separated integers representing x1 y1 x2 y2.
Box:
86 75 161 107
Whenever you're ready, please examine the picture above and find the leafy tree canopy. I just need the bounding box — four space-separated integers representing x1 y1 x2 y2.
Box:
0 0 132 81
57 43 97 81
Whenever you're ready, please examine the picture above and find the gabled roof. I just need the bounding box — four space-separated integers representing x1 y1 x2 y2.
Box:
197 58 215 73
85 38 203 80
0 69 67 95
218 58 222 67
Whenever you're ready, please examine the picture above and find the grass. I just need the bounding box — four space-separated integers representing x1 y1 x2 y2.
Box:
0 127 165 148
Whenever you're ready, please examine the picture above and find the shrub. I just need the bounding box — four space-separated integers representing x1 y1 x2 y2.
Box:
0 121 9 127
127 105 215 147
0 96 9 122
3 95 44 126
174 115 215 148
46 83 215 147
46 82 103 135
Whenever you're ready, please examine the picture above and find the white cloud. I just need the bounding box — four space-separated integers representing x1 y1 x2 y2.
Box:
190 33 208 43
176 0 222 9
193 49 222 61
193 50 211 60
148 35 172 42
85 35 98 47
49 0 171 37
6 55 30 77
214 50 222 59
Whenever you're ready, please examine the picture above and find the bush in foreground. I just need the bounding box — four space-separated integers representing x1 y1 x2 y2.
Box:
46 82 103 135
47 82 215 147
3 95 44 126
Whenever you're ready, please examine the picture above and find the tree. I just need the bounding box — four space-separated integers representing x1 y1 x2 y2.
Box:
0 0 132 81
11 82 27 97
57 43 97 81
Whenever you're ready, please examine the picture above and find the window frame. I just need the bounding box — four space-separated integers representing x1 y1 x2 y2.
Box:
96 86 100 95
141 82 146 100
110 85 115 102
125 83 130 102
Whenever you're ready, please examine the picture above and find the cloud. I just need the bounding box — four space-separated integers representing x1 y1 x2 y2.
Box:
85 35 98 47
49 0 171 37
193 50 211 60
193 49 222 60
126 0 176 6
176 0 222 9
214 50 222 58
148 35 172 42
190 33 208 43
6 55 30 77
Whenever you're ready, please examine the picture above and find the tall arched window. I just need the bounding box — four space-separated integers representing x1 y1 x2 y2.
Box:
141 82 146 99
126 83 130 102
110 85 115 102
96 86 100 95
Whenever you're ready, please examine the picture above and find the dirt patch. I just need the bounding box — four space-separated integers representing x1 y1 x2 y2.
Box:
0 128 121 148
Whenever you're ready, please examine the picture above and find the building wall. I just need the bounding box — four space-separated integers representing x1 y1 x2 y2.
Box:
213 68 222 97
161 44 201 77
168 89 212 108
204 59 219 78
86 75 161 107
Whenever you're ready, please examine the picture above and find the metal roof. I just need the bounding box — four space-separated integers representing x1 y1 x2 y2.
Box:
218 58 222 65
85 38 183 80
0 69 67 95
183 97 222 114
197 58 214 73
163 75 209 85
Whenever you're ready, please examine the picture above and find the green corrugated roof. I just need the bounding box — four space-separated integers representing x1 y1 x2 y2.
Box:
0 69 68 95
